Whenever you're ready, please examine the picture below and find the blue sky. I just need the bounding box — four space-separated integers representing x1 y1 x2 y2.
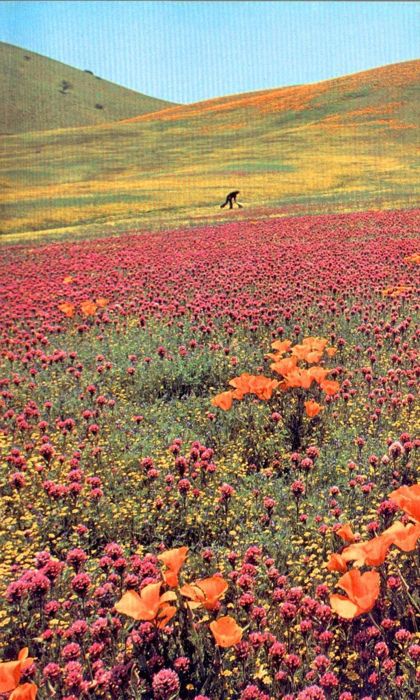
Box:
1 1 418 103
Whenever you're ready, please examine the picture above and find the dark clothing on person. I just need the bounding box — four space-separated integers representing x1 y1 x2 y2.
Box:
220 191 243 209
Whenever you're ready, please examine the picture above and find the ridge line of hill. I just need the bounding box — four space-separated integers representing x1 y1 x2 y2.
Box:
0 41 177 133
119 58 420 124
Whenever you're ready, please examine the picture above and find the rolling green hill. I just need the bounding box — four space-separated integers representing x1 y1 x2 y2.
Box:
0 42 175 134
1 57 419 240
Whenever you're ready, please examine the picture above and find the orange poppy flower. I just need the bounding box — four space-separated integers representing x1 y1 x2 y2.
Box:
325 347 337 358
80 300 97 317
383 285 413 298
210 615 243 647
283 368 313 389
270 357 298 377
394 286 413 297
305 350 324 364
304 400 322 418
228 374 279 401
330 569 380 619
382 520 420 552
404 253 420 265
327 553 348 573
115 583 177 628
308 366 330 384
247 375 279 400
211 391 234 411
58 302 75 318
63 276 74 285
95 297 110 308
291 337 327 363
181 575 228 610
302 337 329 351
291 344 312 362
0 649 33 694
271 339 292 355
157 546 189 587
10 684 38 700
320 379 340 396
388 484 420 522
341 532 392 568
265 352 280 361
336 523 356 543
229 373 252 399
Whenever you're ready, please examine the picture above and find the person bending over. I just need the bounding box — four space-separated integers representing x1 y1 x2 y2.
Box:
220 190 243 209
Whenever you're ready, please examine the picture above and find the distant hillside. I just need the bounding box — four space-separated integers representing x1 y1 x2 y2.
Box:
1 59 419 238
123 59 419 126
0 42 175 133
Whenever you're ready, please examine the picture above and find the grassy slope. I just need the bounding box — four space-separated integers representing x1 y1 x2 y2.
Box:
1 59 419 240
0 42 175 134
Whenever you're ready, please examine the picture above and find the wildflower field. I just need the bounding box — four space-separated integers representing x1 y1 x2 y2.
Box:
0 207 419 700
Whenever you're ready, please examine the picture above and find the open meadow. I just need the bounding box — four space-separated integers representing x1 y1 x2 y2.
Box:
1 60 419 243
0 207 419 699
